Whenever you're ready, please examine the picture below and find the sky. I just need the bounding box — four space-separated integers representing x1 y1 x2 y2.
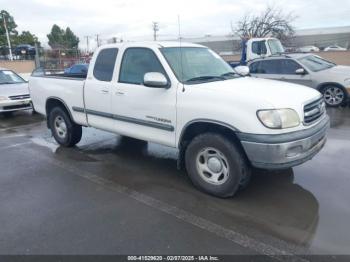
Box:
1 0 350 50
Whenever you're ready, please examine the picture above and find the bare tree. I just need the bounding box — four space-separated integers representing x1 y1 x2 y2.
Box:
233 6 296 44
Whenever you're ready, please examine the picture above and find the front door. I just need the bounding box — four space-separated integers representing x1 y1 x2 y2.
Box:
111 47 177 147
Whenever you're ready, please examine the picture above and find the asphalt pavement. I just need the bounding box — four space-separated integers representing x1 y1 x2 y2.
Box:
1 108 350 259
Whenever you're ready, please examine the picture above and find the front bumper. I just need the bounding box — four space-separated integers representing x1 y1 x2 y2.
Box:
237 115 330 169
0 99 32 112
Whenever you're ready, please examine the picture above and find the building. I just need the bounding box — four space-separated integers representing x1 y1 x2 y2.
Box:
178 26 350 55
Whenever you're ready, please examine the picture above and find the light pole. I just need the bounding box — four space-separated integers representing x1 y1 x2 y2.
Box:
84 35 90 54
0 12 13 61
96 34 100 47
152 22 159 41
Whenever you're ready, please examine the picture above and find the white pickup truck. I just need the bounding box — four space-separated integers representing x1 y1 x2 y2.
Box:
29 42 329 197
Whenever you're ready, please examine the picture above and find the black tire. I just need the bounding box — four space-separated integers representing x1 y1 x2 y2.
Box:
185 133 250 198
49 107 82 147
322 85 347 107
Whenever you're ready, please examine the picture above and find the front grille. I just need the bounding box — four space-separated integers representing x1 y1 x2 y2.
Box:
304 97 325 124
9 94 30 100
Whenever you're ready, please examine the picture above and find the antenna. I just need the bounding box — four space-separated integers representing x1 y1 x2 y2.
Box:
178 15 185 92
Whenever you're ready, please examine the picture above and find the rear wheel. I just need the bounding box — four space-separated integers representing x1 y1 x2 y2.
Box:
49 107 82 147
322 85 347 107
185 133 250 198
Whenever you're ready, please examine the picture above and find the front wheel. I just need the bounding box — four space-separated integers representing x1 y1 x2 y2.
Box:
185 133 250 198
49 107 82 147
322 85 347 107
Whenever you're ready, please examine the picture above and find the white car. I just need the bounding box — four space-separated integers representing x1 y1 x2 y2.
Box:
29 42 329 197
324 45 347 52
0 68 32 115
298 46 320 52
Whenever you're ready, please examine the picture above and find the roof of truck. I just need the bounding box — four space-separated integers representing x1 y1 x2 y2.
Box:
99 41 206 49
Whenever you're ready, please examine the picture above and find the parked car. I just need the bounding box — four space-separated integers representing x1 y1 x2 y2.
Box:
324 45 347 52
29 42 329 197
64 63 89 76
14 44 36 56
297 46 320 52
248 54 350 107
0 68 32 115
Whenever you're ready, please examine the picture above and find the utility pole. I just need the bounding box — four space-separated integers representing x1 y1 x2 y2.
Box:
0 12 13 61
96 34 100 47
84 36 90 54
152 22 159 41
34 43 40 68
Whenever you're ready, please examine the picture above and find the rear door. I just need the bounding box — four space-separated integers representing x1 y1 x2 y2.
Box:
83 48 118 131
250 59 282 81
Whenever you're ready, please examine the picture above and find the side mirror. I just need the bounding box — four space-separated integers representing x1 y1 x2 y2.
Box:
295 68 306 75
234 66 250 76
144 72 168 88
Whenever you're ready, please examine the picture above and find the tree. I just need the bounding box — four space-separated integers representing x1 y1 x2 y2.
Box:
15 31 41 47
64 27 79 49
0 10 18 47
1 10 40 49
47 24 79 49
47 24 65 49
233 6 296 43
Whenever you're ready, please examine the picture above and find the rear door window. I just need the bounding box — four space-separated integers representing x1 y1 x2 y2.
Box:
93 48 118 81
258 60 282 74
249 62 261 73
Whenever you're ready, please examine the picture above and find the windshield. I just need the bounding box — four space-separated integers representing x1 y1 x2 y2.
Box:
0 70 26 84
298 55 335 72
160 47 236 84
268 39 284 54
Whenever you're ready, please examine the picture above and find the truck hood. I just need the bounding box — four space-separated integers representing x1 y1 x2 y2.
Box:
0 83 30 97
189 76 321 109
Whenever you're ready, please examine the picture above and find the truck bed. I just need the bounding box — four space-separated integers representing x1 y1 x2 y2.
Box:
29 75 88 126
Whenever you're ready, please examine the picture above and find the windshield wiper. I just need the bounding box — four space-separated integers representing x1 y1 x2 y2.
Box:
184 76 225 84
0 82 16 85
220 72 238 78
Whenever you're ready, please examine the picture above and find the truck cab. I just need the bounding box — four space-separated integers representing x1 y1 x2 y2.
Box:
246 38 285 61
229 37 285 67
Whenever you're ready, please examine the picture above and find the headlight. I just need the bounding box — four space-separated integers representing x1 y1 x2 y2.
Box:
0 96 8 101
257 109 300 129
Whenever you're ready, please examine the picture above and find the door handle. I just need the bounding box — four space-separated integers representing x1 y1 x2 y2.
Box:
115 91 125 96
101 90 109 94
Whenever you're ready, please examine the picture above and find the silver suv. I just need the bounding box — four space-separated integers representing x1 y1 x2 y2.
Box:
248 54 350 107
